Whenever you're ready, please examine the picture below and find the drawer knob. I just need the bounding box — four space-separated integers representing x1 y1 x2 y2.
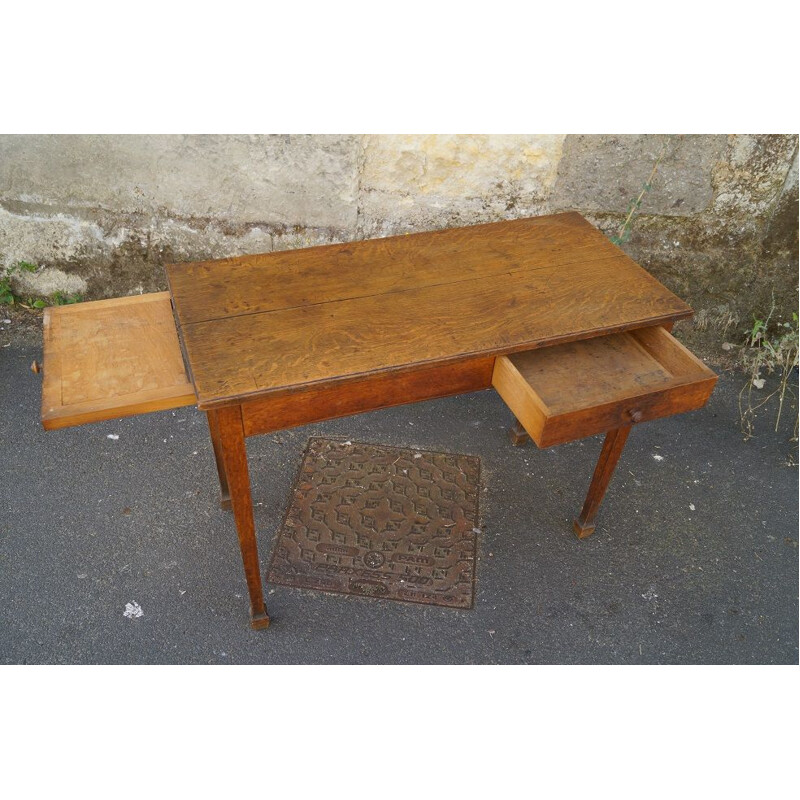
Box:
627 409 643 423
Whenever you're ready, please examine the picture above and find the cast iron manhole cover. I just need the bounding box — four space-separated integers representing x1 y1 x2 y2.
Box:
266 438 481 608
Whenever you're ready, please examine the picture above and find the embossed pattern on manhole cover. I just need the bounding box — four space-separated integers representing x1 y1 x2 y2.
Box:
266 438 481 609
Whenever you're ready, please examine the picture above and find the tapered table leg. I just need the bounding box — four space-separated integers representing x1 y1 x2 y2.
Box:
206 411 232 510
573 426 631 539
211 405 271 629
508 417 531 446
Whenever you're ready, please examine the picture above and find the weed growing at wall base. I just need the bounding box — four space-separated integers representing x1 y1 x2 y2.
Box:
738 300 798 441
0 261 37 305
0 261 83 308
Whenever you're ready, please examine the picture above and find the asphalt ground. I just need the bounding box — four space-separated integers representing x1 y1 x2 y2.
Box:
1 342 797 664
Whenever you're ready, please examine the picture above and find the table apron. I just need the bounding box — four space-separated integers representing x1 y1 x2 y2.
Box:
241 356 495 437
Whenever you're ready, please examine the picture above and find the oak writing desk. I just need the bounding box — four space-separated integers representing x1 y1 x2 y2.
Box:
41 212 717 629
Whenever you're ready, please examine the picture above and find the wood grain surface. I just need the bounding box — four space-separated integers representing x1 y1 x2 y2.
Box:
166 213 692 409
169 212 631 325
41 292 196 430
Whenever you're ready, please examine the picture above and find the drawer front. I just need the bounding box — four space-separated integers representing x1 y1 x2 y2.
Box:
492 326 717 448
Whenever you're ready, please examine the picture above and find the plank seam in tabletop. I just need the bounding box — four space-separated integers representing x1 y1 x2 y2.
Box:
168 292 197 391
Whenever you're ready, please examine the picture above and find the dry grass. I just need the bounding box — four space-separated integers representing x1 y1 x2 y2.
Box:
738 298 798 441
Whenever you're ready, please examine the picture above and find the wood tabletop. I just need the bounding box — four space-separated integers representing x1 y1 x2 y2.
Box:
166 212 692 410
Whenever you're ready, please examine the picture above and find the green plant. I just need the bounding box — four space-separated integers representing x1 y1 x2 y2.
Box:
0 262 82 308
738 301 799 441
0 261 37 305
51 291 83 305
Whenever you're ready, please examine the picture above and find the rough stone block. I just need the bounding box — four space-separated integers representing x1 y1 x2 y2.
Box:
357 134 565 236
551 134 728 216
712 134 798 217
0 206 117 271
762 147 798 261
0 134 360 231
10 266 87 297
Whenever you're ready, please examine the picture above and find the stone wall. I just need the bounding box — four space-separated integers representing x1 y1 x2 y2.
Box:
1 134 796 354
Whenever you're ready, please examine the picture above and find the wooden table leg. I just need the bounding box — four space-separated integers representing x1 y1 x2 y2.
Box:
508 416 531 446
206 411 232 510
573 426 631 539
211 405 271 629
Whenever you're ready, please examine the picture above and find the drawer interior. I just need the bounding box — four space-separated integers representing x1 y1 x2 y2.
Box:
492 326 717 447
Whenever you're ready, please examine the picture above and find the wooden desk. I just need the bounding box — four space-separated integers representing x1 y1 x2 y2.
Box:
42 211 716 629
162 211 711 628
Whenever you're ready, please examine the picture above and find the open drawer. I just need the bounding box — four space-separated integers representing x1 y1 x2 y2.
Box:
41 292 197 430
492 325 717 447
